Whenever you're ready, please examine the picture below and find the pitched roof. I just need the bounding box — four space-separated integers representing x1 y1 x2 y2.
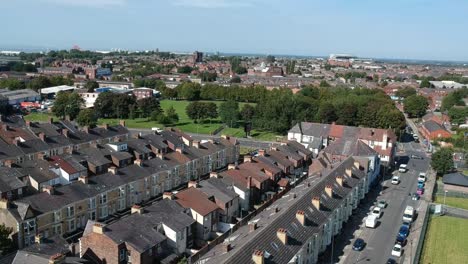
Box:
323 139 377 157
443 172 468 187
423 120 446 133
175 187 219 216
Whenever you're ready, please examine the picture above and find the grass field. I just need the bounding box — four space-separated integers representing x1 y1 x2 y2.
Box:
420 216 468 264
434 195 468 210
23 100 281 139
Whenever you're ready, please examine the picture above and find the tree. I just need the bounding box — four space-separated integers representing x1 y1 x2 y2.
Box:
240 104 255 121
85 81 99 92
265 55 275 63
186 102 218 123
319 80 331 87
94 92 115 118
51 92 84 120
76 109 98 127
431 147 454 175
395 87 416 99
404 95 428 118
448 107 468 125
166 106 179 123
27 76 51 91
176 82 201 100
112 94 136 119
0 224 14 255
219 100 240 127
0 78 26 90
419 79 431 88
177 65 193 74
137 97 161 118
317 102 337 123
229 76 241 83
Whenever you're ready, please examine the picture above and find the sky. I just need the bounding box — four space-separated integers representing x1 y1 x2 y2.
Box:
1 0 468 61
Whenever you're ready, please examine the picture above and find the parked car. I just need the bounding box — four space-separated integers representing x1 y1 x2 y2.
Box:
402 221 412 229
372 207 383 219
417 182 425 189
417 188 424 195
398 225 410 239
391 175 400 185
395 235 407 246
387 258 397 264
411 154 423 160
391 244 403 257
352 238 365 251
412 193 420 200
377 200 387 209
418 173 427 183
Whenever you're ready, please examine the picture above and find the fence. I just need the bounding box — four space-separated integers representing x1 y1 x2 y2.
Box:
433 180 468 198
413 203 432 264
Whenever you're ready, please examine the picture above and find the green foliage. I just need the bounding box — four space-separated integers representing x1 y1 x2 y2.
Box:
285 60 296 74
0 224 14 255
395 87 417 99
137 97 161 118
219 100 240 127
441 87 468 111
431 147 454 175
94 92 115 118
265 55 275 63
166 106 179 123
85 81 99 92
185 102 218 122
229 76 241 83
27 76 51 91
240 104 255 121
448 107 468 125
51 92 84 120
319 80 331 87
419 79 431 88
3 61 37 72
0 78 26 90
177 65 193 74
404 95 428 118
94 92 136 119
198 71 217 82
229 57 247 74
176 82 201 100
76 109 98 127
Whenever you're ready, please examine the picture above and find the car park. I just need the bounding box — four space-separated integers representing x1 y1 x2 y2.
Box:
352 238 365 251
372 207 383 218
391 244 403 257
398 225 410 239
377 200 387 209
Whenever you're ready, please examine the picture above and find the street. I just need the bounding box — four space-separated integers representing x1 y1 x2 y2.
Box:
321 140 431 264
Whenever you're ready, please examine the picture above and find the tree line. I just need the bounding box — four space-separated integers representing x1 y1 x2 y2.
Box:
0 76 74 91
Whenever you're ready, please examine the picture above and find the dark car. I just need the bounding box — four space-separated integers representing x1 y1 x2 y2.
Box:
387 258 397 264
352 238 365 251
398 225 410 239
395 235 407 246
402 221 411 229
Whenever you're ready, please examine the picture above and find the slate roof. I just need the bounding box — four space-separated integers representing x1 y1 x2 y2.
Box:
323 139 377 157
0 167 27 193
17 159 60 184
198 178 239 204
422 120 446 133
443 172 468 187
201 157 366 264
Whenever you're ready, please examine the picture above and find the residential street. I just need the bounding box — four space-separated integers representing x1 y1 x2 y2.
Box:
321 140 431 264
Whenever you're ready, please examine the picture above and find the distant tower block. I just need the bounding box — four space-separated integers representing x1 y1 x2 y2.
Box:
193 51 203 63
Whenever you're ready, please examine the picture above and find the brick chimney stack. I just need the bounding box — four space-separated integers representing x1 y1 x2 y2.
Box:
312 196 321 210
277 228 288 245
296 210 306 226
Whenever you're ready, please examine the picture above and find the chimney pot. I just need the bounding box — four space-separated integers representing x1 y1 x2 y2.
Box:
296 210 306 226
108 166 118 175
131 205 143 214
134 159 143 167
228 164 237 170
163 192 174 200
277 228 288 245
336 176 344 186
193 140 200 149
210 171 218 178
258 149 266 156
345 168 352 177
325 184 333 197
92 223 105 234
222 242 231 253
252 250 264 264
78 176 89 184
249 222 257 232
43 185 55 195
312 196 321 210
243 155 252 163
188 181 198 188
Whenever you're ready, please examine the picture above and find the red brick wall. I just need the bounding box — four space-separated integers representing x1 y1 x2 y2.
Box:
80 232 120 264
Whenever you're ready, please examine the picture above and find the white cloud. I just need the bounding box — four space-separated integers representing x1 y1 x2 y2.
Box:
40 0 127 8
172 0 254 8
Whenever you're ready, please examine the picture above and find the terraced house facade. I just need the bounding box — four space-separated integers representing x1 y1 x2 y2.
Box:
0 117 239 249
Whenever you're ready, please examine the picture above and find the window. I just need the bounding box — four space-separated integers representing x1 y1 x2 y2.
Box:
53 211 61 222
67 219 75 232
88 198 96 209
119 186 125 197
89 211 96 220
99 193 107 204
67 206 75 217
53 224 62 235
100 206 108 219
23 220 35 234
119 248 127 261
119 199 126 211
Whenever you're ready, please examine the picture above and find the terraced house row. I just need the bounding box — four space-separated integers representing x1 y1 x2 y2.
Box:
196 155 372 264
0 116 239 249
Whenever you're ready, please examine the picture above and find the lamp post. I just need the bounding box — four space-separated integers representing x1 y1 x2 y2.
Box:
444 190 448 213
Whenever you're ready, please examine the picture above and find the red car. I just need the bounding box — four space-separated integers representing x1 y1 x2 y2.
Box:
417 188 424 195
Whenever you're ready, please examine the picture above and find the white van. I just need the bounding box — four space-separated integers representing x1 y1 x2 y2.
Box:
399 164 408 173
365 215 378 228
402 206 415 222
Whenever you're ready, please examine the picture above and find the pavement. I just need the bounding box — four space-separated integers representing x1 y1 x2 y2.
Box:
320 140 432 264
